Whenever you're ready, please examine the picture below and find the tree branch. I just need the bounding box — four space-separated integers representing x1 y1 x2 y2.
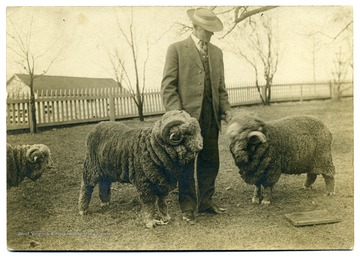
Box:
234 6 278 23
333 21 353 41
220 6 278 39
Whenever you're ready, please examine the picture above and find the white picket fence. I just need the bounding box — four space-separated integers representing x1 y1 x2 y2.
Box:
6 81 353 131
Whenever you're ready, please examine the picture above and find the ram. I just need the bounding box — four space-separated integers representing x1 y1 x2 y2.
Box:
226 111 335 204
78 110 203 228
7 143 53 189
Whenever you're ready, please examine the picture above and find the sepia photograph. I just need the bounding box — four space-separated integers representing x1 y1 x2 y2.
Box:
4 1 355 252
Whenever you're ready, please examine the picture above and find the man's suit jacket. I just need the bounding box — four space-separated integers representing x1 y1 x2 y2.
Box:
161 36 231 129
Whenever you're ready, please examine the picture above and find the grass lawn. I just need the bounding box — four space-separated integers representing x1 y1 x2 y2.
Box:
6 98 354 250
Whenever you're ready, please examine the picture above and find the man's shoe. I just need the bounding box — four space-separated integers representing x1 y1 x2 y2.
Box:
182 211 196 225
199 206 226 215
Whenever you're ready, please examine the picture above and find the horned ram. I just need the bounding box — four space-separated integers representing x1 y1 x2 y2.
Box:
226 111 335 204
7 143 53 189
78 110 203 228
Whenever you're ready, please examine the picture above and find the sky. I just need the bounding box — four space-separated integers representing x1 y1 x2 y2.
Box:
5 4 353 90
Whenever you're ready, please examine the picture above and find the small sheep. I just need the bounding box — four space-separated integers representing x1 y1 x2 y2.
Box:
226 111 335 204
7 143 53 189
78 110 203 228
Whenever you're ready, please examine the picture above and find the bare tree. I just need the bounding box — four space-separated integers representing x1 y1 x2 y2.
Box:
304 33 325 82
304 6 353 83
7 15 63 133
230 15 279 105
107 48 128 91
110 8 153 121
331 7 353 71
330 48 351 101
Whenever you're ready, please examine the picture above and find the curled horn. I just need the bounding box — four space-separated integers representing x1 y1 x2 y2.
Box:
161 119 185 146
26 144 51 163
26 145 41 163
247 131 266 144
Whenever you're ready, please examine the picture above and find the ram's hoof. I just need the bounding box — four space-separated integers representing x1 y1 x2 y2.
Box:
252 197 260 204
301 185 313 190
145 218 170 228
325 191 335 196
101 202 110 207
145 220 157 229
261 200 271 205
155 219 169 225
162 214 171 223
79 210 88 216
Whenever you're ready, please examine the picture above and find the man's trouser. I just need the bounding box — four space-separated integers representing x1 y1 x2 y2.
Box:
178 97 219 212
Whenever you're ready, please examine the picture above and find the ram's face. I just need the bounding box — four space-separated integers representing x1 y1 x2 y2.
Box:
226 113 267 166
28 164 44 181
157 110 203 165
228 128 252 165
27 145 53 181
175 118 203 153
166 117 203 165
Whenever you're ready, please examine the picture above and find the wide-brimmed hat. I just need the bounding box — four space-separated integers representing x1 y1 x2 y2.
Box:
187 8 223 32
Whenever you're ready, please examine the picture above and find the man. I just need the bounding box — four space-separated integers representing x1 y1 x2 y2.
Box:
161 8 232 223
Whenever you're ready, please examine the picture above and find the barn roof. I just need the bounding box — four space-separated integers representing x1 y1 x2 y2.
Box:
10 74 125 91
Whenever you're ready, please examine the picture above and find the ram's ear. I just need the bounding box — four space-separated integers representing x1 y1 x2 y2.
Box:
247 131 266 145
226 122 240 139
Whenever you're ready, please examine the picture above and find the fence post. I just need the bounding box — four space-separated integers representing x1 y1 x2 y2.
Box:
300 84 303 102
109 95 115 121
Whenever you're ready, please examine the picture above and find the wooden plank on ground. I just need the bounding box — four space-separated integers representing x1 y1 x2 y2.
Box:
284 210 341 227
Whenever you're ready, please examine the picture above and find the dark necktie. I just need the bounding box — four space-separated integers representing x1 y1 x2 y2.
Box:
198 40 208 59
198 40 212 100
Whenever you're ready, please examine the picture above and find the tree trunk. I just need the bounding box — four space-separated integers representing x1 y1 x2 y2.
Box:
264 83 271 106
134 80 145 121
256 80 265 105
267 84 272 105
137 100 144 121
29 81 38 133
29 96 37 133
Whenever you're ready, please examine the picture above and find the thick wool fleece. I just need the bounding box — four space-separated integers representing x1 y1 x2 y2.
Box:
82 111 203 204
7 144 51 188
84 122 179 199
228 112 335 188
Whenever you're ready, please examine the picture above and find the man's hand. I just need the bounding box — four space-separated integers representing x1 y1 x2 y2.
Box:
221 111 232 124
